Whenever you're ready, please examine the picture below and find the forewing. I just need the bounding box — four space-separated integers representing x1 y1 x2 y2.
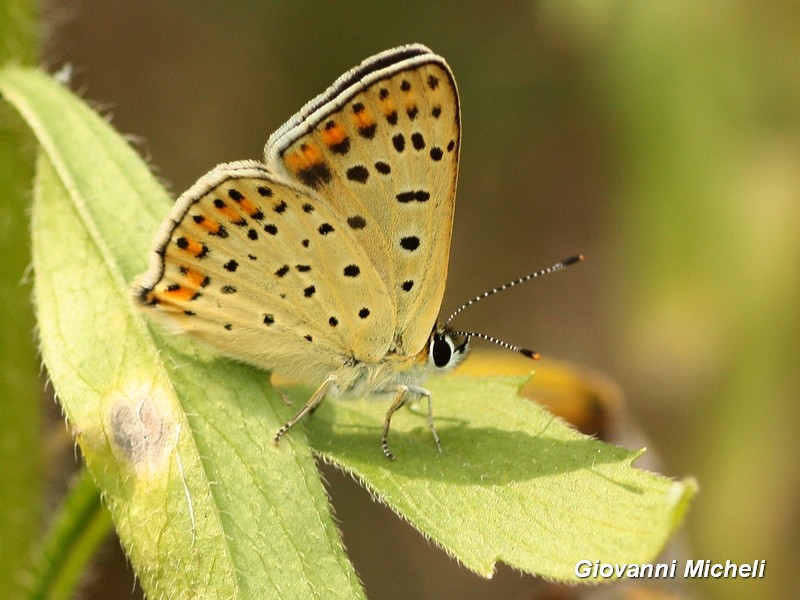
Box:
136 161 394 384
266 44 460 356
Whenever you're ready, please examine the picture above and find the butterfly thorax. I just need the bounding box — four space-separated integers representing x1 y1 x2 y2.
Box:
327 353 427 399
328 326 469 399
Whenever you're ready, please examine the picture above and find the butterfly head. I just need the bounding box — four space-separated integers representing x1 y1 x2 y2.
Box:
426 327 470 372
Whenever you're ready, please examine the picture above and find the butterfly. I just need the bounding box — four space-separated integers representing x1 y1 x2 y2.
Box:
136 44 581 459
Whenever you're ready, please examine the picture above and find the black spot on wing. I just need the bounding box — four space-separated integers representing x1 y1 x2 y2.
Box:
358 123 377 139
297 162 333 189
392 134 405 153
347 215 366 229
396 190 429 203
346 165 369 183
330 138 351 154
343 264 360 277
400 236 420 251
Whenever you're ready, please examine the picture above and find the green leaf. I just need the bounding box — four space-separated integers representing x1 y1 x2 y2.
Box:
1 66 362 599
305 375 696 581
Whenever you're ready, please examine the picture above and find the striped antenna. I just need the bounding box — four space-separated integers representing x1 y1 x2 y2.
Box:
443 254 584 362
449 330 540 360
444 254 583 327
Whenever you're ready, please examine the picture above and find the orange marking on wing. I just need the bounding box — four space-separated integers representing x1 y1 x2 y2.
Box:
302 143 323 163
162 285 197 303
216 204 245 224
148 293 188 313
285 143 324 171
183 268 207 288
381 97 397 117
239 197 259 216
285 150 304 171
353 110 374 130
198 217 222 234
321 123 347 147
182 238 206 257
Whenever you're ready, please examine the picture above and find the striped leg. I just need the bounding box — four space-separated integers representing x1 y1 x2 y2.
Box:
381 384 440 460
273 375 335 446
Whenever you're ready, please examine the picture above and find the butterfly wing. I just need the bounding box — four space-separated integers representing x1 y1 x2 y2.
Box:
266 44 460 357
136 160 395 384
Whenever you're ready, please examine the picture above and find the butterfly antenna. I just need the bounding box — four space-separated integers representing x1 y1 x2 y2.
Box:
445 255 584 360
449 330 540 360
444 254 584 327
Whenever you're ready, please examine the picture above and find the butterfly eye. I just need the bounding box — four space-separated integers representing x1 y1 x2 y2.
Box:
429 333 455 368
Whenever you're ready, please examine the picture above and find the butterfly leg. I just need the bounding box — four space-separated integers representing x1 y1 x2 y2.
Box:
381 384 441 460
273 375 335 447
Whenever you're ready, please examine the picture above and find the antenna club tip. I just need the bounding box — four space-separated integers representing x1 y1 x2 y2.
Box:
521 349 540 360
565 254 585 266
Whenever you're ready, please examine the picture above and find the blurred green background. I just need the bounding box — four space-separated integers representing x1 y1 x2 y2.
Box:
4 1 798 598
